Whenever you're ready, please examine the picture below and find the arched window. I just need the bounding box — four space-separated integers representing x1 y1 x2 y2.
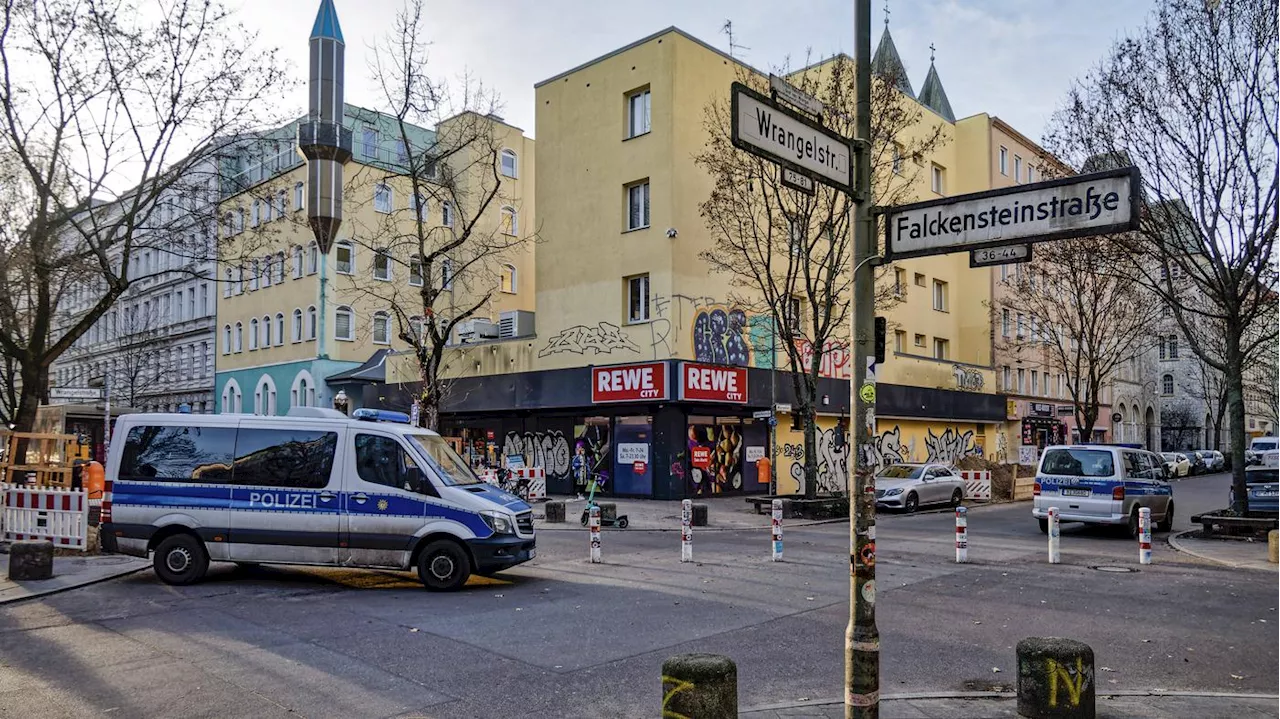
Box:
442 201 453 227
260 256 272 288
500 149 518 178
274 251 285 283
261 315 271 347
221 378 242 414
222 324 232 354
223 268 233 298
249 260 260 291
374 183 393 213
254 375 277 415
1162 374 1174 395
306 306 317 340
409 255 423 286
335 305 354 341
1158 336 1166 360
291 370 316 408
236 207 245 234
307 241 319 274
1168 335 1178 359
373 248 392 280
372 311 391 344
294 181 304 211
291 309 303 342
251 199 260 227
500 206 518 236
223 212 234 238
441 258 454 289
410 193 426 221
274 313 285 346
409 315 426 343
234 322 243 352
335 240 354 274
234 265 244 294
249 318 260 350
292 245 303 278
500 263 517 294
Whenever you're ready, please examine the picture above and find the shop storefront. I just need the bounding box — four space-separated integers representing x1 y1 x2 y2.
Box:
1021 402 1067 449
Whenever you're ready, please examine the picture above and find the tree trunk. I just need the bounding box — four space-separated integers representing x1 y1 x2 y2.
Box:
1225 338 1249 513
802 403 818 499
13 362 47 434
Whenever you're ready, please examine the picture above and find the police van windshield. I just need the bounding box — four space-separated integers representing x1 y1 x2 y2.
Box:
406 434 483 486
1041 448 1115 477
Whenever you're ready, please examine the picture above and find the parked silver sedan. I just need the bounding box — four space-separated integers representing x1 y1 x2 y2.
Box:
875 463 966 513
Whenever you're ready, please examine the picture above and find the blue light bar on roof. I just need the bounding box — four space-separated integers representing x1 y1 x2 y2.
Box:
352 408 410 424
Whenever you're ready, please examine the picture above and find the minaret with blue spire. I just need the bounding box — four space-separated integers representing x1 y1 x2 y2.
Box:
299 0 351 255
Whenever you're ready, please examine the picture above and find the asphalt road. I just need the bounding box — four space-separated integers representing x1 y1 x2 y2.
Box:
0 472 1273 719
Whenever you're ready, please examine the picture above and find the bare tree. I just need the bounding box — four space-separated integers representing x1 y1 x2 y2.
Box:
0 0 288 431
1160 403 1200 452
1045 0 1277 511
999 238 1160 441
333 0 530 431
696 56 945 498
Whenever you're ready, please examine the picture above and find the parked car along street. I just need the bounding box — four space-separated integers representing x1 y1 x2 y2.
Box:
1199 450 1225 472
1033 445 1174 537
1246 437 1278 466
874 463 966 513
1161 452 1191 478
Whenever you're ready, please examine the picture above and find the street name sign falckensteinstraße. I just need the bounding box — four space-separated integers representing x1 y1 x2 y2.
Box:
731 82 856 194
882 167 1141 260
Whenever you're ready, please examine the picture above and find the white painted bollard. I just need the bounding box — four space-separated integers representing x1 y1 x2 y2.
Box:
1139 507 1152 565
680 499 693 562
588 505 601 563
1047 507 1060 564
955 506 968 563
771 499 783 561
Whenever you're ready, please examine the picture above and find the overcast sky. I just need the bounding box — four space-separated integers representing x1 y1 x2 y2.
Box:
241 0 1154 143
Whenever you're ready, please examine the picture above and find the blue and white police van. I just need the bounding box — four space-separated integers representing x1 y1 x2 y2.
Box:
100 408 535 591
1032 445 1174 537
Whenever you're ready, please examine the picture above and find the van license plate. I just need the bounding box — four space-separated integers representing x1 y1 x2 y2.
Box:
1061 488 1091 497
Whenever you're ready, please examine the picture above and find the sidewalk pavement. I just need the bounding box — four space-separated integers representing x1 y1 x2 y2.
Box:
0 551 149 604
741 691 1280 718
1168 530 1279 571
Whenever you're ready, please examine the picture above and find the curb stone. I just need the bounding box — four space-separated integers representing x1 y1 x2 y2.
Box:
740 690 1280 713
1168 529 1277 571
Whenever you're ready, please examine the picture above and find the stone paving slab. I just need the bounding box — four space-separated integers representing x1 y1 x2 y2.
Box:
0 553 149 604
1169 530 1278 571
740 692 1280 718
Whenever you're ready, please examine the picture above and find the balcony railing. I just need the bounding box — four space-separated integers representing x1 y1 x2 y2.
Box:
298 121 354 154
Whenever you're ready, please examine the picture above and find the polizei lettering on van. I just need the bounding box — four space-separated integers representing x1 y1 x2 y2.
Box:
249 491 318 509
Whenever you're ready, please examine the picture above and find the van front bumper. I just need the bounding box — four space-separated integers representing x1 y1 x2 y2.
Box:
469 535 536 574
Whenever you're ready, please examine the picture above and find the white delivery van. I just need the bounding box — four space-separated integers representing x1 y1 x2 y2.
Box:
100 408 535 591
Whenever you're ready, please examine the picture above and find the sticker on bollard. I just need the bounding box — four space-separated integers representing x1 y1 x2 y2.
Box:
955 507 968 563
1048 507 1061 564
771 498 783 561
680 499 693 563
588 506 601 563
1138 507 1151 565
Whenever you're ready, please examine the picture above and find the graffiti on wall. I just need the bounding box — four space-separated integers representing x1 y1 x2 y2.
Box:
782 427 849 495
795 339 851 379
869 426 908 467
692 307 752 366
503 430 572 477
644 294 774 367
539 322 639 358
953 365 984 391
924 427 983 464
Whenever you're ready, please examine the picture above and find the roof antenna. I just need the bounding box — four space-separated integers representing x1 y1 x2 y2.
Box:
721 20 750 58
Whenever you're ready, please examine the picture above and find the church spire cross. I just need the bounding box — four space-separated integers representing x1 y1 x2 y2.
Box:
929 43 936 63
884 1 890 26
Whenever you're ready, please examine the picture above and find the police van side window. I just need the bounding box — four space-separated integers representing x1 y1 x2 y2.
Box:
119 426 238 483
354 434 422 492
231 428 337 489
1122 451 1143 478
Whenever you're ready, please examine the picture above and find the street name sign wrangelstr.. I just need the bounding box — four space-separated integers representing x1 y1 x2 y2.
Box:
883 167 1141 260
49 387 103 401
731 82 855 194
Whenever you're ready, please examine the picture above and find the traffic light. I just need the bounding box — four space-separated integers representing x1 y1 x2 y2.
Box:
874 316 886 364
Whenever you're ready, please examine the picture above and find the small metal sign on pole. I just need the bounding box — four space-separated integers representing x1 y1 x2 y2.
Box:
769 73 825 118
970 244 1032 268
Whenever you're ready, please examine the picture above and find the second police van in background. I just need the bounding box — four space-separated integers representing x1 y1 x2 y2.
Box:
1032 444 1174 537
99 408 535 591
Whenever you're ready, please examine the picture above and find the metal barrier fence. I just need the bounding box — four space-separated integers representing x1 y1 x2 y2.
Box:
2 484 89 550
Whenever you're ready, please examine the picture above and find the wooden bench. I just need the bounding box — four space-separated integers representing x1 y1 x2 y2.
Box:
1190 512 1278 537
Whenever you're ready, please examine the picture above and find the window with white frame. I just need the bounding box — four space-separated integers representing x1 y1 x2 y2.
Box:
1001 308 1011 337
374 183 393 213
234 322 243 352
891 143 903 174
260 258 271 288
442 201 453 227
236 208 245 234
307 242 318 274
335 241 354 274
251 200 260 227
249 319 260 350
306 306 317 340
361 126 378 158
999 146 1008 175
501 206 518 236
294 182 304 211
626 180 650 230
1014 155 1022 183
292 245 303 278
500 264 517 294
627 88 651 138
441 259 453 290
1027 166 1034 183
258 315 268 347
500 149 518 178
372 311 391 345
272 313 283 346
335 306 354 340
409 256 423 286
249 260 260 291
931 164 945 194
277 189 287 217
786 297 803 333
932 280 948 311
627 274 650 323
292 309 303 342
223 325 232 354
933 338 950 360
1002 365 1011 390
410 193 426 222
274 252 285 283
373 249 392 281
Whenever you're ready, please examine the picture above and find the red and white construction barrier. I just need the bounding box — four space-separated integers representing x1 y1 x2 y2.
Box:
2 484 89 550
480 466 548 501
960 471 992 501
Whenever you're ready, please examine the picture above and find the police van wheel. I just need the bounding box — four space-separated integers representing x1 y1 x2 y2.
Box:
153 534 208 585
1156 502 1174 532
1126 509 1141 539
417 540 471 592
1038 518 1049 534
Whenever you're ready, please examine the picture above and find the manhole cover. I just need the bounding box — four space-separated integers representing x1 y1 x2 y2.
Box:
1090 565 1138 573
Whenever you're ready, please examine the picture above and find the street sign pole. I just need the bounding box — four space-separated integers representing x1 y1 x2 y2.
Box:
846 0 879 715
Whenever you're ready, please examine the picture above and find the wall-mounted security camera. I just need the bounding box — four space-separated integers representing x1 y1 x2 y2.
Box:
666 227 678 238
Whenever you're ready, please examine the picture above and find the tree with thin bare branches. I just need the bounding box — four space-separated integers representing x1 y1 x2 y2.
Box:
0 0 289 431
696 55 945 498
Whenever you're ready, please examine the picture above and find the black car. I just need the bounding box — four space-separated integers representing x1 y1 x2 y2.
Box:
1187 451 1208 475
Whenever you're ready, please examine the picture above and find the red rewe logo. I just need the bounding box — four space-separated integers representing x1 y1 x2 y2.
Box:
592 362 669 403
679 362 749 404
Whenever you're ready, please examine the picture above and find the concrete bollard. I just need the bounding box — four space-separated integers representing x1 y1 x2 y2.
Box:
545 500 566 524
588 506 601 563
1016 637 1096 719
8 540 54 581
1269 530 1278 564
1048 507 1061 564
661 653 737 719
1138 507 1151 565
680 499 693 563
691 502 709 527
771 499 783 561
955 507 968 563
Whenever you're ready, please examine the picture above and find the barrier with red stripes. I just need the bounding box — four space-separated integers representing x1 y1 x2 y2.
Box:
960 470 992 501
2 484 89 549
480 466 548 501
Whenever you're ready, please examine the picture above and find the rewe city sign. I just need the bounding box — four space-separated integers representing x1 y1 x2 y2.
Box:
883 167 1141 260
679 362 749 404
591 362 669 403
